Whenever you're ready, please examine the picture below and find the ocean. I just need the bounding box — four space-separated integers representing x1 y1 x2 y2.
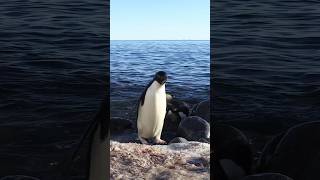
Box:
212 0 320 150
0 0 108 179
110 40 210 120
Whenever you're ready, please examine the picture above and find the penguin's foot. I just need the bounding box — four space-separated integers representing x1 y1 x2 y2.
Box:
154 138 167 145
138 136 149 145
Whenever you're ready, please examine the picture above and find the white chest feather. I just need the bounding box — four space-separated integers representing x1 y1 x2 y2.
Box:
89 123 108 180
137 81 166 139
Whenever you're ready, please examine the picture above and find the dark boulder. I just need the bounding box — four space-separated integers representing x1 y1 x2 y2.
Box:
177 116 210 141
190 100 210 122
110 117 134 134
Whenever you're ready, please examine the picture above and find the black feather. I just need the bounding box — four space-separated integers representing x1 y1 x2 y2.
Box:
135 78 154 121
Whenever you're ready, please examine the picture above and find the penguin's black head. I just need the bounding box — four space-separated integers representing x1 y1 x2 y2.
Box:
155 71 167 85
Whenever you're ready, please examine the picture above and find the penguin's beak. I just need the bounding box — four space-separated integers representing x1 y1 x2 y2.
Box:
162 77 167 84
159 78 167 85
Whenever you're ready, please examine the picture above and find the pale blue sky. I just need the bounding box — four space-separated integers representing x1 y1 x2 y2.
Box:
110 0 210 40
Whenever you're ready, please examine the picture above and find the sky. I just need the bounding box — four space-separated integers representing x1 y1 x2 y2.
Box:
110 0 210 40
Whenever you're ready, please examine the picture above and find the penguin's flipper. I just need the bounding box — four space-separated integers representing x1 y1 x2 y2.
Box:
165 108 170 117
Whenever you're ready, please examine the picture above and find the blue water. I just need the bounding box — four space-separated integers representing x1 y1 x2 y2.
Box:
0 1 108 179
212 1 320 137
110 40 210 119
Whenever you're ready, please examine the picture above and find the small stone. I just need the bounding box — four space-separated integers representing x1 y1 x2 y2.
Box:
175 158 186 165
112 146 120 151
169 137 188 144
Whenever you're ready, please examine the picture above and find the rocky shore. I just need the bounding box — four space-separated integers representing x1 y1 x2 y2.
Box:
110 141 210 180
110 97 210 179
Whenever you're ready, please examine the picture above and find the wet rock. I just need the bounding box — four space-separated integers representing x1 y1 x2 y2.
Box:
110 117 134 134
177 116 210 141
257 132 286 171
161 132 176 143
263 121 320 180
198 138 210 143
163 111 181 132
190 100 210 122
110 132 139 143
213 123 253 180
187 157 210 168
169 137 188 144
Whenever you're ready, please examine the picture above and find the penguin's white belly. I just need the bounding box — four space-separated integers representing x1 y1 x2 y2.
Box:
89 124 108 180
137 84 166 139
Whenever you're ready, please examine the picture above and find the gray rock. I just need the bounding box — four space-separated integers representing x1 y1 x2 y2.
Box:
163 111 180 132
161 132 176 143
111 132 139 143
190 100 210 122
241 173 293 180
257 132 285 171
110 117 134 134
264 121 320 180
198 137 210 143
187 157 210 169
213 123 252 180
169 137 188 144
177 116 210 141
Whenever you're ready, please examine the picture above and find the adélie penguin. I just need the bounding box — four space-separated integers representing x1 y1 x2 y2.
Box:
0 100 108 180
137 71 168 145
57 99 108 180
88 101 108 180
167 98 190 120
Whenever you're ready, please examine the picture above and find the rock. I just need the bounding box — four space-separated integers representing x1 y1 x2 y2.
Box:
169 137 188 144
198 138 210 143
110 132 140 143
190 100 210 122
213 123 253 180
263 121 320 180
241 173 293 180
163 111 181 132
110 117 134 134
187 157 210 168
161 132 176 143
110 141 210 180
176 157 187 165
177 116 210 141
257 132 286 171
